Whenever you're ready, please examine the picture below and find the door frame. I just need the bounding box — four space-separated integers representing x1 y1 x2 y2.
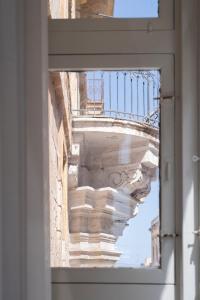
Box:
48 0 199 299
51 54 175 285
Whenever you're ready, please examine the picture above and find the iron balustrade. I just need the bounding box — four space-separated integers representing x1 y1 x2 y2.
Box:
72 70 160 128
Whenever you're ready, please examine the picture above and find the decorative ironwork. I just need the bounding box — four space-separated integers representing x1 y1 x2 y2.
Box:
73 71 160 128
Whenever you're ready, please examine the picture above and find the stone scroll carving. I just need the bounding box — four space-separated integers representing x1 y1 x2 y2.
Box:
68 118 159 267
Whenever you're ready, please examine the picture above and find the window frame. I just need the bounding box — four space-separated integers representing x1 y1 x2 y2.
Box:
53 0 174 31
49 0 177 292
51 55 175 285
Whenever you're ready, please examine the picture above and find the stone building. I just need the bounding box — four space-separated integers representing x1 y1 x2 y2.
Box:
48 0 117 268
150 216 160 267
76 0 114 18
48 0 160 268
68 117 159 267
48 0 79 267
144 216 160 268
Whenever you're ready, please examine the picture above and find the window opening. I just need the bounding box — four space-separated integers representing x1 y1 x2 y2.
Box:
49 70 161 268
48 0 159 20
76 0 159 19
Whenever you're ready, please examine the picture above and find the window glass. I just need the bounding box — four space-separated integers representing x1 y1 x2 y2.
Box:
114 0 159 18
76 0 159 19
49 70 161 269
48 0 159 20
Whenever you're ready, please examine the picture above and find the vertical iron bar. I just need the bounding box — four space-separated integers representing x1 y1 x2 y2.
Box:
77 73 79 116
147 79 150 115
158 72 161 125
101 72 104 115
153 81 156 111
117 72 119 114
124 72 127 114
109 72 112 116
143 81 145 117
93 72 95 116
131 76 133 115
137 75 139 120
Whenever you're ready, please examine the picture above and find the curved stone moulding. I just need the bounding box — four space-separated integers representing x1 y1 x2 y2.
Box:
68 186 139 267
68 143 80 190
72 117 159 190
69 186 138 237
69 233 121 268
68 117 159 267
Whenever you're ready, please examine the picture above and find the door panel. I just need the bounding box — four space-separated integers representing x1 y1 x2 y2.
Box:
51 55 175 300
52 283 175 300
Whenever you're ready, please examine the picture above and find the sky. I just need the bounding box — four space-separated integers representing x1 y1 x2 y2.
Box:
116 181 159 267
114 0 158 18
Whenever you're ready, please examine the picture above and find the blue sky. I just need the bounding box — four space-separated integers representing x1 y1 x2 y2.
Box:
116 181 159 267
114 0 158 18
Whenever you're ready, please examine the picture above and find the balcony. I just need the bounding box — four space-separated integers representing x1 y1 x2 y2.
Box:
68 71 160 267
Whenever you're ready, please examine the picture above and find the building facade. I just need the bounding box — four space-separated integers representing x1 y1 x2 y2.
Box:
48 0 160 265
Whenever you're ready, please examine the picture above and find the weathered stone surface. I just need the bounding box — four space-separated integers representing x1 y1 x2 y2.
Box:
49 73 71 267
48 1 160 268
48 0 79 266
68 117 159 267
77 0 115 18
69 187 138 236
73 117 158 199
69 233 121 267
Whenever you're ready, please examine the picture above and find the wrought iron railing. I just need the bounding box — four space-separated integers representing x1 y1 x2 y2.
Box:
72 71 160 128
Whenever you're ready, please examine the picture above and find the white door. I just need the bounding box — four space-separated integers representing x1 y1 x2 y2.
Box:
50 56 175 300
49 1 176 299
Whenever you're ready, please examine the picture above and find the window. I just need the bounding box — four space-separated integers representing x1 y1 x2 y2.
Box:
75 0 159 19
49 0 176 298
68 70 161 269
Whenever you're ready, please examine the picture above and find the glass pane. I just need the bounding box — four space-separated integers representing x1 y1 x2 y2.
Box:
76 0 159 19
114 0 159 18
48 0 159 20
49 70 161 268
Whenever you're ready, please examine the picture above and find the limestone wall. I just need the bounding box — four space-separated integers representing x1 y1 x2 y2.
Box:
48 0 78 267
49 0 69 18
48 72 71 266
77 0 115 18
49 0 77 19
48 71 80 266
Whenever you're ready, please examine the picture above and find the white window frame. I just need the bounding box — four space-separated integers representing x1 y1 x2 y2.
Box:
51 54 175 286
54 0 174 31
49 2 175 288
49 1 199 299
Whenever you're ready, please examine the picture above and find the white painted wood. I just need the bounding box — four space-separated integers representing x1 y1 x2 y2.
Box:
52 283 175 300
48 0 174 31
49 26 175 56
198 3 200 297
48 0 175 293
0 4 3 297
180 0 199 299
25 1 51 299
173 2 182 299
49 53 174 72
51 54 175 289
0 1 25 298
0 0 51 299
